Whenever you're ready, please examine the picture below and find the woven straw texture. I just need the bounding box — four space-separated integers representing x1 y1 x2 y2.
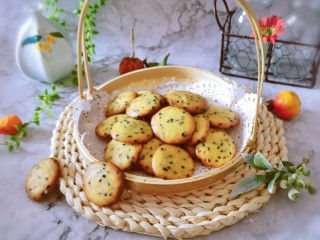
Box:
51 103 287 239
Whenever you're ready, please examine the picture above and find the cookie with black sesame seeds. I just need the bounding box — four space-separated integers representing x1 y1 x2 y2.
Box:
165 90 208 114
183 144 200 161
195 129 236 168
110 117 153 144
25 157 60 201
105 139 142 170
138 138 163 175
83 161 125 207
95 114 129 140
152 144 195 180
151 106 195 144
204 105 239 129
105 91 137 117
126 92 163 118
187 114 210 145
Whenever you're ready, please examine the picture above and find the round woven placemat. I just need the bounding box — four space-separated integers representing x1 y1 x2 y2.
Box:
50 103 288 239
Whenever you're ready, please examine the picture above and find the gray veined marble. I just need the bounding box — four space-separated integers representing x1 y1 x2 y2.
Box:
0 0 319 240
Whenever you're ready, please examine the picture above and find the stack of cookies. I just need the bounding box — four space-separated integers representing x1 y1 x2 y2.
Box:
95 90 239 180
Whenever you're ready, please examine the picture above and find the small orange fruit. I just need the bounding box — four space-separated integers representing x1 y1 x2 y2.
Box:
0 115 23 135
273 90 301 120
119 57 144 75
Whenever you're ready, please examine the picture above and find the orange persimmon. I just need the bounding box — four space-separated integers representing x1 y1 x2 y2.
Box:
0 115 23 135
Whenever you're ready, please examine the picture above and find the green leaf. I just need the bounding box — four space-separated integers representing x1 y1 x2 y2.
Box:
268 172 281 193
49 32 64 38
280 161 294 171
161 53 170 66
8 145 14 152
21 35 42 47
307 186 317 195
288 188 300 201
230 175 266 198
254 152 274 171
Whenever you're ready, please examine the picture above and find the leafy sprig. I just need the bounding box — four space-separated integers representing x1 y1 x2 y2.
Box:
230 151 317 201
0 84 60 152
75 0 106 62
143 53 171 68
44 0 66 27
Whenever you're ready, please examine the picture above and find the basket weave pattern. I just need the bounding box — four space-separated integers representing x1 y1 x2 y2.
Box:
50 103 287 239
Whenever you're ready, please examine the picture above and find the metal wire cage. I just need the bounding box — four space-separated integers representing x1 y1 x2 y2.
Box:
214 0 320 88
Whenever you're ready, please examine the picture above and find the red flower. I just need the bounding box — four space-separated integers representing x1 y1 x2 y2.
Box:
258 16 285 44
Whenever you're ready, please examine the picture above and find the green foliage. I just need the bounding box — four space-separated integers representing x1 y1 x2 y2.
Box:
44 0 65 27
0 84 60 152
144 53 171 68
230 151 317 201
75 0 107 62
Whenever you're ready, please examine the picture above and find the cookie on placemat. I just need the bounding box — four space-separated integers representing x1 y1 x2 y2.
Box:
25 157 60 201
151 106 195 144
139 138 163 175
83 161 125 207
204 105 239 129
111 118 153 144
183 144 199 161
95 114 129 140
126 93 163 118
195 129 236 168
105 139 142 170
105 91 137 117
165 90 207 114
152 144 195 180
187 114 210 145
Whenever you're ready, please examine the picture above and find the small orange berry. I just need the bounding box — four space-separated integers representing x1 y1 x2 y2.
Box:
0 115 23 135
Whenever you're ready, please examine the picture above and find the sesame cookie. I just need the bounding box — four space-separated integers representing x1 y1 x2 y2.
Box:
95 114 129 140
152 144 195 180
151 106 195 144
105 91 137 117
105 139 142 170
25 157 60 201
204 105 239 129
126 93 163 118
187 114 210 145
83 161 125 207
183 144 199 161
111 118 153 144
195 129 236 168
139 138 163 175
165 90 207 114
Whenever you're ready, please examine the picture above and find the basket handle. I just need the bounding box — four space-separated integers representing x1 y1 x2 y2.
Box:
76 0 264 141
77 0 95 99
235 0 265 142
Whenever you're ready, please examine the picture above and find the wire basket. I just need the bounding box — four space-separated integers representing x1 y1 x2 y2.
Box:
214 0 320 88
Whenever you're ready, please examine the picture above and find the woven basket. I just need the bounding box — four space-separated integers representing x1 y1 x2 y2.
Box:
50 0 288 238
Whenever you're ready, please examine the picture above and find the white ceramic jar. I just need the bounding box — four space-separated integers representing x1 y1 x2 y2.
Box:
16 5 74 83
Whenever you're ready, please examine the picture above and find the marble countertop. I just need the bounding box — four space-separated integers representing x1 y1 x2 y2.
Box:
0 0 319 239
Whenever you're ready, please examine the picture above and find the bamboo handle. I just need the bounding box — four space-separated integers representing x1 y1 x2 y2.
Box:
235 0 265 142
77 0 94 99
76 0 264 142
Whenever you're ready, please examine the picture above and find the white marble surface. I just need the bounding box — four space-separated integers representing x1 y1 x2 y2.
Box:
0 0 320 239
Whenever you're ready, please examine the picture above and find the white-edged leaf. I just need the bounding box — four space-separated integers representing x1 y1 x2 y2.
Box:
254 152 274 171
288 188 300 201
268 172 281 193
230 175 266 198
280 161 294 172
